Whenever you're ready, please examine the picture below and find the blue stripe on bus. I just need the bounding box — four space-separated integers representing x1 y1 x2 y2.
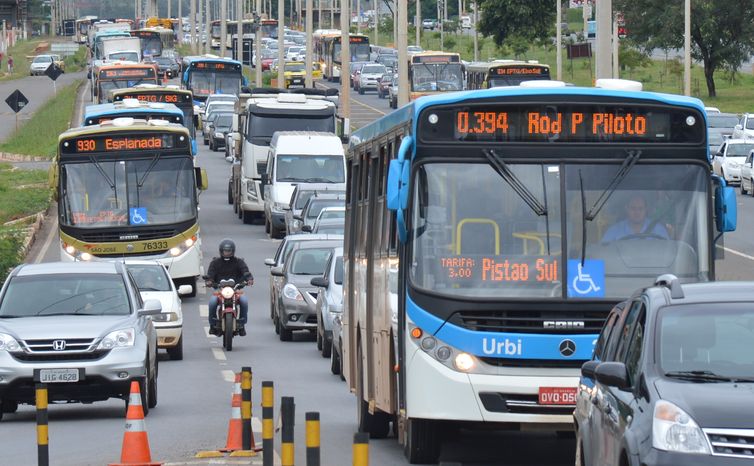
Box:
407 295 597 360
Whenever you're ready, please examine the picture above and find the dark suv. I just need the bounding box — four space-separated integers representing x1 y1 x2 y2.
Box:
574 275 754 465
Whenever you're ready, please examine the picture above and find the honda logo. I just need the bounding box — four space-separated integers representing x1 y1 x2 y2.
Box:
544 320 585 330
52 340 66 351
559 339 576 357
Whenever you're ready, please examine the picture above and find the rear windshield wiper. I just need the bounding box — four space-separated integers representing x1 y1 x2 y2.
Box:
483 149 547 216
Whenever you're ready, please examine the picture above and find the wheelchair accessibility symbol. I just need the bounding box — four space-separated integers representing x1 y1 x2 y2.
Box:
129 207 148 225
567 260 605 298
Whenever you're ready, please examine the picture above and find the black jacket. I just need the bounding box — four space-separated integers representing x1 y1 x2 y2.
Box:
206 256 253 285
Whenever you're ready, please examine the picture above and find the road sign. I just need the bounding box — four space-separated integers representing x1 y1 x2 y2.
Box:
5 89 28 114
45 63 63 81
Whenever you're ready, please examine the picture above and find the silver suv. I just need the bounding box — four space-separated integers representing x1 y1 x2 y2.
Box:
0 261 161 419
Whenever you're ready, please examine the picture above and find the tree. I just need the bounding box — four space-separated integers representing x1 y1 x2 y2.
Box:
615 0 754 97
477 0 555 47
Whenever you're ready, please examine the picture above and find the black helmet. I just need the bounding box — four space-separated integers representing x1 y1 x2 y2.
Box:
219 238 236 260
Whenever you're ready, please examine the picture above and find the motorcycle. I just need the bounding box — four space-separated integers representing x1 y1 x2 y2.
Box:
204 277 248 351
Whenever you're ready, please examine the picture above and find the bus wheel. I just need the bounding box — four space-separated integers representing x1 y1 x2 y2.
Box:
404 418 441 464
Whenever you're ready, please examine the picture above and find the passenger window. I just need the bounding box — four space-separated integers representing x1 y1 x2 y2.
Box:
615 301 644 362
593 310 619 361
622 307 646 387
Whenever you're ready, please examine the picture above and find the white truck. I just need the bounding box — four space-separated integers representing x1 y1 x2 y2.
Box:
100 37 142 63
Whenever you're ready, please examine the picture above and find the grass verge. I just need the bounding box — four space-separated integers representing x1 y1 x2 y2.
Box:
0 79 83 158
0 39 51 81
63 45 87 72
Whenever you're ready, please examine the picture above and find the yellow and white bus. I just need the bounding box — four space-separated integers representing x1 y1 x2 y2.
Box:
466 60 551 89
407 51 464 101
53 120 208 296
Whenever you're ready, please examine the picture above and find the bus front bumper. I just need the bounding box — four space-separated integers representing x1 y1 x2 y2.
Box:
405 337 577 429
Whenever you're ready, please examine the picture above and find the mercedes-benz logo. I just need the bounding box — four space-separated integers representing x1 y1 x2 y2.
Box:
52 340 66 351
559 339 576 357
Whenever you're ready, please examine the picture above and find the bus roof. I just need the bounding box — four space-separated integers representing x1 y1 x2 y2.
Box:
60 119 189 141
350 86 706 149
98 62 157 71
83 101 183 120
466 60 550 71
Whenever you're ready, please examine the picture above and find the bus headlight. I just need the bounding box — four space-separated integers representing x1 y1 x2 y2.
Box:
164 235 197 258
410 324 485 374
80 252 92 261
169 247 181 256
64 244 76 255
454 352 475 372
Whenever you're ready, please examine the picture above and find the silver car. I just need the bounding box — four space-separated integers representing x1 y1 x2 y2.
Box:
0 262 161 418
312 247 343 359
271 246 335 341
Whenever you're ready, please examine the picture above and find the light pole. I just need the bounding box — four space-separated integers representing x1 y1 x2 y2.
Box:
222 0 228 58
473 0 478 60
278 0 285 88
397 0 408 106
595 0 611 79
256 0 263 86
340 0 350 136
556 0 561 80
683 0 690 96
306 0 313 87
205 0 212 54
236 0 243 62
416 0 421 46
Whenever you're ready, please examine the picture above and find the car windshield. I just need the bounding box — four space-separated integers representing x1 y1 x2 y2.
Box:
305 199 343 219
286 63 305 72
362 65 386 74
214 115 233 128
127 264 172 291
489 73 550 87
410 162 710 299
248 113 335 143
315 223 344 235
727 143 754 156
60 157 197 228
0 274 130 317
276 155 345 183
659 304 754 381
411 63 464 92
33 56 52 63
289 248 332 275
707 114 739 128
319 209 345 220
747 119 754 130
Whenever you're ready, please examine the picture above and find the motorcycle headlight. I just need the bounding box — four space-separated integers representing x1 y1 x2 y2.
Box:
0 332 21 352
652 400 710 454
221 286 235 299
283 284 303 301
97 328 135 349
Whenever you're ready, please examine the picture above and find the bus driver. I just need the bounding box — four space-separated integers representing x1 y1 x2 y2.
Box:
601 194 669 242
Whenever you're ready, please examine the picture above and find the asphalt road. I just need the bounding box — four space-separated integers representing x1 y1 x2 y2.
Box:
5 77 754 465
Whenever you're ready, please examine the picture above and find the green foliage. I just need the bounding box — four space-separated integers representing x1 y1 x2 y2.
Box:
0 164 50 223
444 36 457 50
0 80 83 158
478 0 555 46
619 46 650 73
63 46 87 72
614 0 754 96
0 229 23 284
508 36 529 59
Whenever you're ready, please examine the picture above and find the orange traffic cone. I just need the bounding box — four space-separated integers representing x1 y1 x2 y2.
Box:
220 373 243 452
110 380 162 466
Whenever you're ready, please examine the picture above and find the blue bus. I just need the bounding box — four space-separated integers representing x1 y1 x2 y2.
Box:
342 79 736 463
181 56 246 104
83 100 197 155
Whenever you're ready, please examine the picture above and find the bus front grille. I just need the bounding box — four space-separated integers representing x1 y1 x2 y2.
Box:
79 228 178 242
450 310 605 334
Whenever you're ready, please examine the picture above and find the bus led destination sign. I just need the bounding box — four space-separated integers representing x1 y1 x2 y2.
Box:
420 103 703 143
116 93 184 103
62 134 182 154
440 256 559 283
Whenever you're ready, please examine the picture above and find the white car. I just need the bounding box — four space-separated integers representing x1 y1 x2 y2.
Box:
29 54 54 75
285 46 303 61
357 63 387 94
124 260 191 360
732 113 754 140
712 138 754 185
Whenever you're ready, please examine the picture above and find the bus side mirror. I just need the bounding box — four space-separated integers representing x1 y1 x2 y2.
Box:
196 167 209 190
338 116 350 144
191 139 198 156
715 184 737 232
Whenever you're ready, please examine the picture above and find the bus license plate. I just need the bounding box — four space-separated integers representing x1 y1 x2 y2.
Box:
38 368 81 383
538 387 577 405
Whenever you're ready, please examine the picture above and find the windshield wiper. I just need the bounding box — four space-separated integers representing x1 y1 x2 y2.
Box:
302 177 335 183
88 154 116 191
584 150 641 221
665 370 744 382
483 149 547 216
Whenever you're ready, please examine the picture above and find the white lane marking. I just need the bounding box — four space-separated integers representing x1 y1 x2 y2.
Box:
222 370 237 382
199 304 209 317
35 216 58 264
722 245 754 262
212 347 227 361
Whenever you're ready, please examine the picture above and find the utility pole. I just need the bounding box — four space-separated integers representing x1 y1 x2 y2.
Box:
222 0 228 58
255 0 262 86
374 0 379 47
683 0 690 95
168 0 172 17
236 0 243 62
191 0 197 52
278 0 285 88
556 0 562 80
51 0 56 36
356 0 361 34
306 0 313 87
340 0 350 136
583 0 589 39
595 0 611 79
318 0 322 29
330 0 334 28
205 0 212 54
397 0 408 106
612 14 619 78
473 0 478 60
415 0 420 46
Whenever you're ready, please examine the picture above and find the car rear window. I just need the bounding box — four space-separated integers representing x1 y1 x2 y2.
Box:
0 274 130 317
306 200 344 218
289 248 332 275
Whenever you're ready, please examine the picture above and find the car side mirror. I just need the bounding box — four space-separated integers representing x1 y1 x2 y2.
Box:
264 258 275 266
177 284 193 296
301 225 313 233
594 362 630 390
139 299 162 317
270 266 284 277
310 276 329 288
581 360 600 379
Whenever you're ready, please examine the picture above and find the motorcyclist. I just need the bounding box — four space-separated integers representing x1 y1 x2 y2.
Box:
205 239 253 336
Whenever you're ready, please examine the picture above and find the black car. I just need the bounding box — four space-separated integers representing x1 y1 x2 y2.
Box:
208 113 233 152
150 56 180 79
574 275 754 466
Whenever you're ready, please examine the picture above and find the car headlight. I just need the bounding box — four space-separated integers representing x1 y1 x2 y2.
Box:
215 131 224 138
283 284 303 301
221 286 235 299
0 332 22 352
328 303 343 314
97 328 136 349
652 400 710 454
151 312 179 322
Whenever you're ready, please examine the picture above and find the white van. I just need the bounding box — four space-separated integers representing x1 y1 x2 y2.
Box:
262 132 346 238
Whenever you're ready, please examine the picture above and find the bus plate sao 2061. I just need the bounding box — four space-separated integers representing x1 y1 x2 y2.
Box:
538 387 577 405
